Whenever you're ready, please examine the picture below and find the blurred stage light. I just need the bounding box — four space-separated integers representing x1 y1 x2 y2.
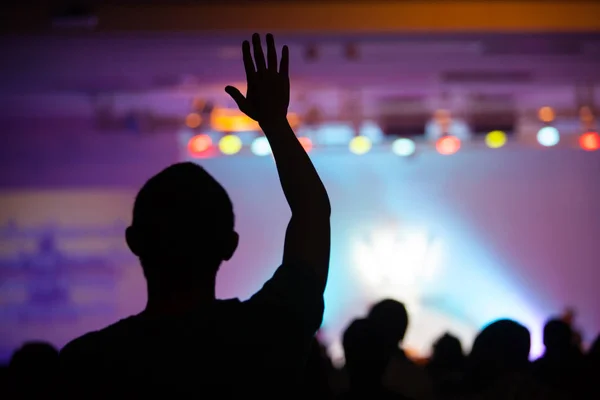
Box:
579 131 600 151
219 134 242 155
392 138 416 156
187 134 212 156
538 106 555 123
298 136 313 153
353 228 441 290
579 106 594 126
185 113 202 129
310 123 354 146
436 136 461 155
485 130 507 149
537 127 560 147
359 121 385 144
250 136 271 156
349 136 372 155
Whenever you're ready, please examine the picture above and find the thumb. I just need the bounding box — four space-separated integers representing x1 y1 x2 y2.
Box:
225 86 246 109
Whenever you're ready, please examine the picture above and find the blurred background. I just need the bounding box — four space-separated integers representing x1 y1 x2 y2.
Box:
1 1 599 364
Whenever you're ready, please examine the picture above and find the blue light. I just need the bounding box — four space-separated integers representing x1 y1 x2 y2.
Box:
359 121 385 144
250 136 271 156
392 138 416 156
537 127 560 147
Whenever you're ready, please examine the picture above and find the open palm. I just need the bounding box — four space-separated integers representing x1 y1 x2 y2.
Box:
225 33 290 125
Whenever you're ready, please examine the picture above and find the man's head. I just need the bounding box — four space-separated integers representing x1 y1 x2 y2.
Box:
342 318 388 387
126 163 238 284
367 299 409 348
543 318 572 352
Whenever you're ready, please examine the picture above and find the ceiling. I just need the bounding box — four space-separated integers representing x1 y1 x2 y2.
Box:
1 33 599 119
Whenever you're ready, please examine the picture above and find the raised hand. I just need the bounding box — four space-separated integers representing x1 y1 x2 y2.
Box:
225 33 290 126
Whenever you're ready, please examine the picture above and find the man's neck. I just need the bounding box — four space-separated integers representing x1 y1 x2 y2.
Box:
144 278 216 316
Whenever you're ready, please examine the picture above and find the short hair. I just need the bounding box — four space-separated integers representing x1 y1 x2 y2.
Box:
343 318 388 381
368 299 409 344
543 318 572 350
131 163 234 270
471 319 530 369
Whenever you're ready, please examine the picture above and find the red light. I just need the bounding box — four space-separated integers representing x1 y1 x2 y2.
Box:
436 135 461 155
298 137 313 153
187 134 212 156
579 131 600 151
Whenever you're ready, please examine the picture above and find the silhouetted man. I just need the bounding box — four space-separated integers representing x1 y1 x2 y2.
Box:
59 34 331 397
465 319 533 397
533 318 585 396
8 341 59 399
368 299 433 400
340 318 409 400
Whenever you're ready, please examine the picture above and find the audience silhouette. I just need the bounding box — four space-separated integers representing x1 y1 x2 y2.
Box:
533 318 586 397
58 33 331 397
340 318 407 399
302 336 336 399
426 333 466 398
368 299 434 400
465 319 535 398
8 341 58 399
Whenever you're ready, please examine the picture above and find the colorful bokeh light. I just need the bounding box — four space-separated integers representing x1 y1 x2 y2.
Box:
392 138 416 156
185 113 202 129
436 136 461 155
537 127 560 147
187 134 212 156
298 136 313 153
485 130 507 149
250 136 272 156
219 135 243 155
579 131 600 151
538 106 555 123
349 136 372 155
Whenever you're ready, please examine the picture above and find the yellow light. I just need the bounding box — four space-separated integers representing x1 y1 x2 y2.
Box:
485 130 507 149
211 108 259 132
210 107 300 133
219 135 242 155
349 136 372 155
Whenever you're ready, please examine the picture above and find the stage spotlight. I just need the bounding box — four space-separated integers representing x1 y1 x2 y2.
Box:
485 130 507 149
538 106 555 123
579 131 600 151
185 112 202 129
298 136 313 153
187 134 212 157
219 134 242 155
537 127 560 147
349 136 372 155
436 136 461 155
250 136 271 156
392 138 416 156
359 121 385 144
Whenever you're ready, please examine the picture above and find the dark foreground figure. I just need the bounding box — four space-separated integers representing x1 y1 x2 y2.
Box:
58 34 331 398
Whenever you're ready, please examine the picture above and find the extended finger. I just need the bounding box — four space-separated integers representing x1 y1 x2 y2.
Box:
266 33 277 72
252 33 267 73
279 45 289 78
242 40 255 79
225 86 246 110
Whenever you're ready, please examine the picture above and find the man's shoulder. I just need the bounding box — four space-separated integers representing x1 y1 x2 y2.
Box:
61 330 100 356
60 317 136 361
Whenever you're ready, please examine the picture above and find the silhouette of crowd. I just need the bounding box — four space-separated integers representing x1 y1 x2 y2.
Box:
2 34 598 399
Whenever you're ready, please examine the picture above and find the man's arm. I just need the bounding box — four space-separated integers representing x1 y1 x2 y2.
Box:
225 33 331 293
262 119 331 291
